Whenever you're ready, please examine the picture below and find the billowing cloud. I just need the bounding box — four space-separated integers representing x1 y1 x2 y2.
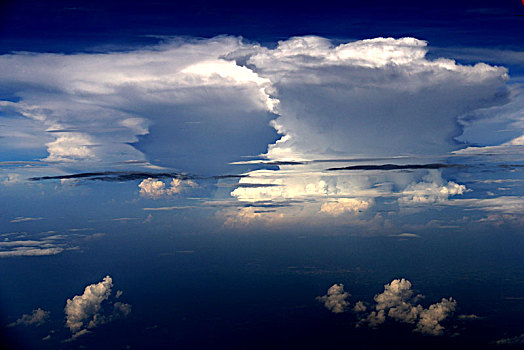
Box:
0 37 278 174
138 177 198 198
399 171 467 205
320 198 372 216
316 284 350 313
64 275 131 339
359 279 457 336
9 308 50 327
320 279 458 336
236 36 509 161
414 298 457 336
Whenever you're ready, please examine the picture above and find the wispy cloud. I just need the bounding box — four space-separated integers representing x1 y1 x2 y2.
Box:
10 216 44 223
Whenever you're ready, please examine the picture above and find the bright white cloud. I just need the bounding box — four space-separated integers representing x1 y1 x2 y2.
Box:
240 36 509 161
317 284 350 313
0 37 277 173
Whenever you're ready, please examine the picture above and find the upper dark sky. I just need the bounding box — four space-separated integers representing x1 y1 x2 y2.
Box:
1 0 523 53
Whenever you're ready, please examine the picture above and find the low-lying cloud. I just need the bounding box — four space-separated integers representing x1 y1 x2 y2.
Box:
64 275 131 340
319 278 458 336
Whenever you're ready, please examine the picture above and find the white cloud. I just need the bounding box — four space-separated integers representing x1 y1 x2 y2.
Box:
44 133 96 162
9 308 50 327
64 275 131 339
138 178 198 198
398 170 467 205
138 178 166 198
0 37 277 173
320 198 372 216
317 284 350 313
239 36 509 161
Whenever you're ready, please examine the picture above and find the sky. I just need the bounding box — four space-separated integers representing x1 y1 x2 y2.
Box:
0 0 523 349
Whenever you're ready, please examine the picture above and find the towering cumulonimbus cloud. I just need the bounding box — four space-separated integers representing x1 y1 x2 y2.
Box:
0 36 511 174
0 37 278 174
237 36 510 161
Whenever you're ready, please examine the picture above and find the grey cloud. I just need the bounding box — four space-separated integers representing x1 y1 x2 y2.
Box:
496 334 524 346
327 163 462 171
8 308 50 327
316 284 350 313
28 171 246 182
0 37 278 174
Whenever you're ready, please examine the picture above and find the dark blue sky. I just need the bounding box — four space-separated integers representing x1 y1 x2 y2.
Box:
1 0 524 52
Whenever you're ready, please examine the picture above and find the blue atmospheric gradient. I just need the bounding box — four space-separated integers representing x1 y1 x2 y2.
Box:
0 0 523 349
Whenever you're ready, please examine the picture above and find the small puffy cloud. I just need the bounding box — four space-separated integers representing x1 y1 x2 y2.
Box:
327 278 458 336
374 278 414 311
366 310 386 328
138 178 166 198
353 301 367 313
9 308 50 327
64 275 131 340
317 284 350 313
399 171 467 205
139 178 197 198
44 133 96 162
320 198 372 216
414 297 457 336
